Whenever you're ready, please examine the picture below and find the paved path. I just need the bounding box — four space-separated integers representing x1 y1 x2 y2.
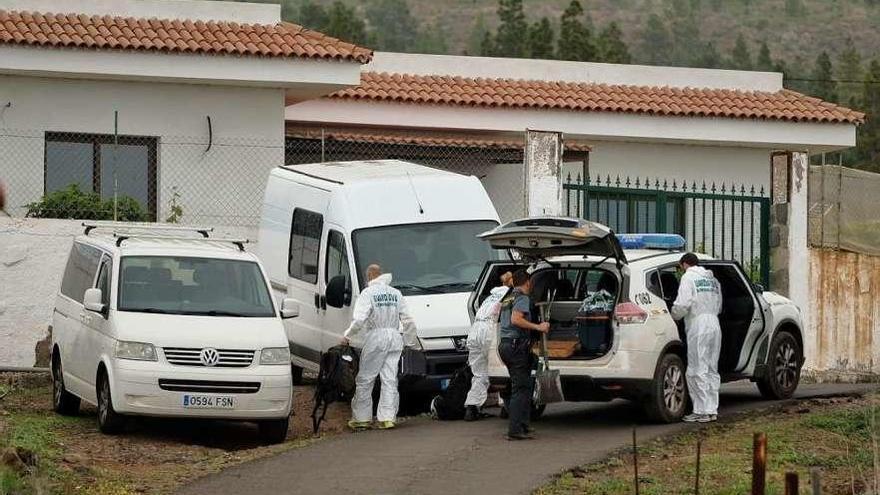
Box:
178 383 877 495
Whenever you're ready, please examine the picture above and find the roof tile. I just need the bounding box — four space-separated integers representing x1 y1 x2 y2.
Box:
0 9 372 63
329 72 864 124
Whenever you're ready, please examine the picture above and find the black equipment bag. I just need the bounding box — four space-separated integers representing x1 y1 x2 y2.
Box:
429 365 473 421
311 344 359 433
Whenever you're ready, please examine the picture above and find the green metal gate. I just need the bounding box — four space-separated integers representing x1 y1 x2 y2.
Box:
563 175 771 287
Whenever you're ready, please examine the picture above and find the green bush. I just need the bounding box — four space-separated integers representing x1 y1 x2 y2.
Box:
25 184 148 221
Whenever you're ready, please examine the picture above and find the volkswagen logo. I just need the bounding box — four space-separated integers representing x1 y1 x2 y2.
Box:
200 348 220 367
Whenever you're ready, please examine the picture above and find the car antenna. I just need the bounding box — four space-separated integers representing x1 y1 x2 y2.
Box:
405 171 425 215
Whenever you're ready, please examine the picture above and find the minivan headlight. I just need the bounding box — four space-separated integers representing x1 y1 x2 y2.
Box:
116 341 157 361
260 347 290 365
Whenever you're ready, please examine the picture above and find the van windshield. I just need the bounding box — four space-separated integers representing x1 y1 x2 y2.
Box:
118 256 275 317
352 220 500 296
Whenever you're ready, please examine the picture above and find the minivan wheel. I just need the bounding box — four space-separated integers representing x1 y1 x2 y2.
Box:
644 353 688 423
757 331 802 400
96 371 125 434
52 356 80 416
259 417 290 444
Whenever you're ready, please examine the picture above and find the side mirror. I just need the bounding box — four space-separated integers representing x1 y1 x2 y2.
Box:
280 298 300 319
325 275 352 309
752 283 765 293
83 288 106 314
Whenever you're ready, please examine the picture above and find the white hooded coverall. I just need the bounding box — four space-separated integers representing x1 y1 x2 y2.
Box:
464 286 509 407
344 273 418 423
671 266 723 416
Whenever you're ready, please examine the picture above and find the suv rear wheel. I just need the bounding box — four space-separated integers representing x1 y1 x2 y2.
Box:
51 354 80 416
757 330 801 400
644 353 687 423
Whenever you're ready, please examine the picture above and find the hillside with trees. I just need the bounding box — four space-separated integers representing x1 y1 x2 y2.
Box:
236 0 880 171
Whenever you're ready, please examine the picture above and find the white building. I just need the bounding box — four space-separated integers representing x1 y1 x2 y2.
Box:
0 0 371 226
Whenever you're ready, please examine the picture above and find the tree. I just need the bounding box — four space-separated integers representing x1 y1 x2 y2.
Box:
756 41 773 71
324 1 369 45
810 51 838 103
730 34 752 70
296 0 329 30
667 0 700 66
856 60 880 170
557 0 596 61
480 29 495 57
785 0 805 16
639 13 671 65
597 22 631 64
495 0 528 58
467 14 490 56
528 17 555 59
366 0 418 52
694 41 721 68
837 37 863 107
414 22 448 54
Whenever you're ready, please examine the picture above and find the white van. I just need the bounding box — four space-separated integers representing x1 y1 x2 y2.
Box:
50 223 295 443
258 160 501 393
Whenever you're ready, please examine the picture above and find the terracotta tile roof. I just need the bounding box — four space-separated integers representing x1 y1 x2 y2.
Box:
331 72 864 124
285 125 592 152
0 9 372 63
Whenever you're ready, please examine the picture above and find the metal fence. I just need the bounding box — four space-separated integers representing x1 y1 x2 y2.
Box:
284 127 590 223
564 173 771 286
1 128 284 227
809 165 880 257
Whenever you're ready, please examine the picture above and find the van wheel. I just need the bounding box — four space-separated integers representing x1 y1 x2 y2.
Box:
290 365 304 385
757 331 801 400
52 356 80 416
97 370 125 434
259 418 290 444
644 353 688 423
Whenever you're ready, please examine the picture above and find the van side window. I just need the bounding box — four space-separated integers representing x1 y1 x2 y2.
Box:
96 256 112 306
288 208 323 284
326 230 350 284
60 242 102 303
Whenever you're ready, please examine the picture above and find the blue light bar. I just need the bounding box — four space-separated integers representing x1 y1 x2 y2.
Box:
616 233 686 250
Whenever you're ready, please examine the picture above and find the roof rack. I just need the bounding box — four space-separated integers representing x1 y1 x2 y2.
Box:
111 234 249 252
82 221 213 238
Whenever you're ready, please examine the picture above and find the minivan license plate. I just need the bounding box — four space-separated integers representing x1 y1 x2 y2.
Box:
182 395 235 409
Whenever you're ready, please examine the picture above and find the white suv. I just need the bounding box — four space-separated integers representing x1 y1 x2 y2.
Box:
50 223 297 443
473 218 804 422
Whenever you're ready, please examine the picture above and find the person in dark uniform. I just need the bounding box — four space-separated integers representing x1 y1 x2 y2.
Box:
497 270 549 440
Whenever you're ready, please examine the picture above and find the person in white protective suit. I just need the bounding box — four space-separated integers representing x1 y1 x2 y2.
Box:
463 271 514 422
671 253 723 423
343 264 419 431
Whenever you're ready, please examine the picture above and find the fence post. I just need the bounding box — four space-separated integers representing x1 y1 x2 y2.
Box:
632 427 640 495
759 199 771 289
785 472 799 495
752 432 767 495
657 189 668 233
694 435 702 495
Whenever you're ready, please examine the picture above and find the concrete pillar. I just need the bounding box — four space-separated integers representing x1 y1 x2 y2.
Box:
523 130 563 217
788 151 811 366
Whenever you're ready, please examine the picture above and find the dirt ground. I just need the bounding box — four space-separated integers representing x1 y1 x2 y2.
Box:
0 372 354 495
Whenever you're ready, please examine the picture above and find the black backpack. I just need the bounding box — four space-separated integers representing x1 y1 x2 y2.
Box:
311 344 359 433
430 365 474 420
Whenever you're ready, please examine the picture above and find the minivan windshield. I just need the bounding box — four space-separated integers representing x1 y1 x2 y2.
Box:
352 220 500 296
118 256 275 317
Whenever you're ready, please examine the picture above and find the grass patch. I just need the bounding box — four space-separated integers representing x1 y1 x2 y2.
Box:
538 395 879 495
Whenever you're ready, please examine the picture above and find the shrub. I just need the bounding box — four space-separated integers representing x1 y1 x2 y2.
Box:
25 184 147 221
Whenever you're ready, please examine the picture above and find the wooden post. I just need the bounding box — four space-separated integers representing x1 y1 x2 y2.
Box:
752 432 767 495
785 472 799 495
695 436 702 495
810 468 821 495
633 427 640 495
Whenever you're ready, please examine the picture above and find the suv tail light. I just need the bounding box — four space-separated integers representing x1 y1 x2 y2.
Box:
614 302 648 325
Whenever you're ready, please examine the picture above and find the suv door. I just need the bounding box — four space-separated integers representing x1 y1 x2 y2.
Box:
700 261 767 374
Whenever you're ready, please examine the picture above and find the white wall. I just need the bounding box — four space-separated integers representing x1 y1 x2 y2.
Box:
0 74 285 224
